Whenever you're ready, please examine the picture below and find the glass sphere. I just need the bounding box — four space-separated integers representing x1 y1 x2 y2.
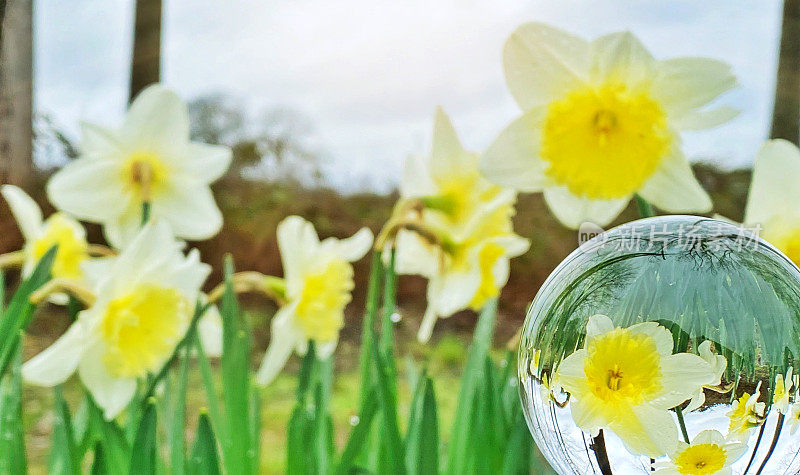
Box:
519 216 800 475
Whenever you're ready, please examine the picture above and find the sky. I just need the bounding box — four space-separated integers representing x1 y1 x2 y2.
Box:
35 0 784 193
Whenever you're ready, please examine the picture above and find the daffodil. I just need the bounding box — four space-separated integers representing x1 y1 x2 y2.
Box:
480 23 737 228
21 221 210 419
787 402 800 435
726 382 766 440
1 185 89 283
772 367 794 415
395 194 529 342
47 84 232 247
653 430 746 475
255 216 372 386
556 314 716 457
742 139 800 265
685 341 728 412
401 108 503 227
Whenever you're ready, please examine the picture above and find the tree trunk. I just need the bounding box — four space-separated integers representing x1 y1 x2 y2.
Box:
0 0 33 187
771 0 800 144
129 0 162 102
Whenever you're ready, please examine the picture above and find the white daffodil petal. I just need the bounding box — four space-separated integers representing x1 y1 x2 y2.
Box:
394 230 438 278
256 306 299 386
317 339 338 360
47 158 128 222
503 22 591 110
638 150 712 213
586 314 615 341
591 31 655 87
543 186 629 229
671 106 740 131
1 185 43 240
744 139 800 225
198 305 223 358
429 269 481 317
277 216 320 287
554 349 588 393
121 85 189 155
78 341 137 420
22 321 87 386
628 321 674 355
80 122 122 156
430 107 472 183
322 227 373 262
479 108 548 192
417 305 439 343
653 57 737 117
654 353 715 409
569 394 606 435
102 203 149 250
611 403 678 457
401 153 438 198
156 182 224 241
184 143 233 183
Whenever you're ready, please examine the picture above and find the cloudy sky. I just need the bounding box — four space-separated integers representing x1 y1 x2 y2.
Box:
35 0 783 192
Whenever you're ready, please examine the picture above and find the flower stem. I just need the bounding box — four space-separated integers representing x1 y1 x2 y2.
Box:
675 405 690 443
755 413 785 475
634 194 655 218
591 430 613 475
141 200 151 226
743 420 768 474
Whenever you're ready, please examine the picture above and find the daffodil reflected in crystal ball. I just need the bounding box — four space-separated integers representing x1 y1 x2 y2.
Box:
519 216 800 474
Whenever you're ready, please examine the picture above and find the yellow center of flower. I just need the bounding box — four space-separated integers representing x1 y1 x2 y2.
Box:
425 172 500 224
674 443 727 475
468 242 506 310
122 152 169 201
101 283 190 378
774 377 787 405
30 214 88 280
540 82 672 200
728 391 762 434
294 259 353 342
584 328 663 406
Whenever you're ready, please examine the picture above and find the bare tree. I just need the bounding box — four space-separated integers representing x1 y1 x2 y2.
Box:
129 0 162 102
771 0 800 144
0 0 33 187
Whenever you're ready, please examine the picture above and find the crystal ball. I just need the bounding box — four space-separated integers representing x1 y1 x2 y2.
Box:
518 216 800 474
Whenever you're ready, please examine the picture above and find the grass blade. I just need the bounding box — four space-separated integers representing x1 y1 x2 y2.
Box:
358 252 383 407
128 399 158 474
170 345 192 475
405 374 439 475
49 386 79 474
193 335 226 444
446 298 497 475
370 335 405 475
188 412 222 475
335 388 379 475
0 341 26 474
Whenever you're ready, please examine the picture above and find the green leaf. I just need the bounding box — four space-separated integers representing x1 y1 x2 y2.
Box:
90 443 107 475
128 399 158 474
500 415 538 475
380 249 397 386
87 397 130 473
170 345 192 475
0 341 26 475
286 403 313 475
445 298 497 475
404 374 439 475
0 245 57 377
358 252 383 407
49 386 79 474
220 255 254 475
370 335 405 475
188 412 222 475
335 388 379 475
193 336 226 443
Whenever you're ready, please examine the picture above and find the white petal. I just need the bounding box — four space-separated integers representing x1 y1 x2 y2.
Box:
670 106 740 131
586 314 615 341
744 139 800 225
610 403 678 457
1 185 43 240
569 393 607 435
78 340 137 420
590 31 655 87
555 349 588 395
22 321 87 386
316 339 338 360
652 353 715 409
691 429 725 446
121 85 189 155
197 305 223 358
80 122 123 156
503 22 591 110
277 216 321 295
416 305 439 343
162 248 211 300
638 149 712 213
255 306 300 386
155 181 223 241
321 227 373 262
684 390 706 413
628 321 674 355
81 257 115 289
401 153 437 198
47 158 129 222
479 108 549 192
653 58 737 118
493 234 531 258
183 143 232 183
102 204 144 249
428 268 481 317
394 229 439 278
429 107 474 183
543 186 629 229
